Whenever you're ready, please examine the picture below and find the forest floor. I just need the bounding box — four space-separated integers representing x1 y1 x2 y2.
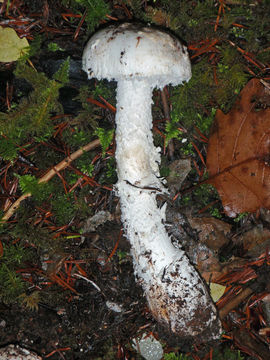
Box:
0 1 270 359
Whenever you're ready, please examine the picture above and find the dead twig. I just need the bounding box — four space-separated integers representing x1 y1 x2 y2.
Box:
161 87 174 158
219 286 254 319
1 139 100 223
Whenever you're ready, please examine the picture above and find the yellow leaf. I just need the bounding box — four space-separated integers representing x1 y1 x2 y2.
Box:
0 26 29 62
210 282 226 302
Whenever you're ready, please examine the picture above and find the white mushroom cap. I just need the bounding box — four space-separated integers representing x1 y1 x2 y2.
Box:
82 22 191 89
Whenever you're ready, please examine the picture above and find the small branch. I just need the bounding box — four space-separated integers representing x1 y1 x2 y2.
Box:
161 87 174 159
160 87 171 122
1 139 100 223
219 286 253 320
73 273 101 292
73 9 87 41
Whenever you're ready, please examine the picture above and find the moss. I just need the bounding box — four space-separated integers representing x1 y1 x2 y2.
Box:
61 0 111 33
153 0 218 39
171 59 214 132
17 174 53 203
94 127 114 157
9 209 57 252
0 59 69 160
0 242 34 304
214 46 248 111
164 347 244 360
171 44 248 136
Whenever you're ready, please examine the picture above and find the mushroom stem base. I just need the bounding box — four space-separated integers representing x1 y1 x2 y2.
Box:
115 79 222 339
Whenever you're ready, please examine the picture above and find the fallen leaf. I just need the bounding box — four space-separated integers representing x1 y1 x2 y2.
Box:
210 282 226 302
188 216 231 251
237 226 270 252
197 249 222 283
206 79 270 217
166 158 191 194
0 26 29 62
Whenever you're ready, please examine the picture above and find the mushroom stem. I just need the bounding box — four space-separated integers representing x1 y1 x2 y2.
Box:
82 22 222 340
116 79 178 271
116 80 163 194
115 79 221 338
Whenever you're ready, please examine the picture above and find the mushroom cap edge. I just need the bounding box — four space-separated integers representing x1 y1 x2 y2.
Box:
82 22 191 89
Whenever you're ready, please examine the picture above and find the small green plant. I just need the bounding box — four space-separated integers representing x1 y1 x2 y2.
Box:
212 347 244 360
234 212 248 223
160 165 170 178
69 127 90 146
210 207 222 219
0 58 70 160
0 264 26 304
76 151 95 177
193 183 219 206
164 352 192 360
181 195 191 205
78 161 94 177
92 80 115 101
0 136 18 161
196 108 216 134
164 347 244 360
181 140 194 156
2 243 26 266
16 174 52 202
19 291 40 311
52 192 76 225
47 42 64 52
217 63 229 74
117 251 129 264
18 34 42 62
105 157 117 183
94 127 114 157
62 0 110 32
0 243 31 304
165 113 183 146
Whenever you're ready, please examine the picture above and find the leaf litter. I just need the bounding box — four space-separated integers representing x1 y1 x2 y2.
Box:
207 78 270 217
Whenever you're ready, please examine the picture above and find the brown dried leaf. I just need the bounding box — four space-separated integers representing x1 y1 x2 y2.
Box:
237 226 270 252
188 216 231 251
166 158 191 194
206 79 270 217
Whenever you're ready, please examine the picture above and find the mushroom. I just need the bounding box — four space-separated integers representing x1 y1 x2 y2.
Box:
82 23 221 339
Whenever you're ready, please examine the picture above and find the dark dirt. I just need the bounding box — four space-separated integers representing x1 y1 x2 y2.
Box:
1 1 270 359
0 221 150 359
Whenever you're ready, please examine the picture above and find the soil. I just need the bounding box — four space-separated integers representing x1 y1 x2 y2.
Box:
0 221 150 359
1 1 270 359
